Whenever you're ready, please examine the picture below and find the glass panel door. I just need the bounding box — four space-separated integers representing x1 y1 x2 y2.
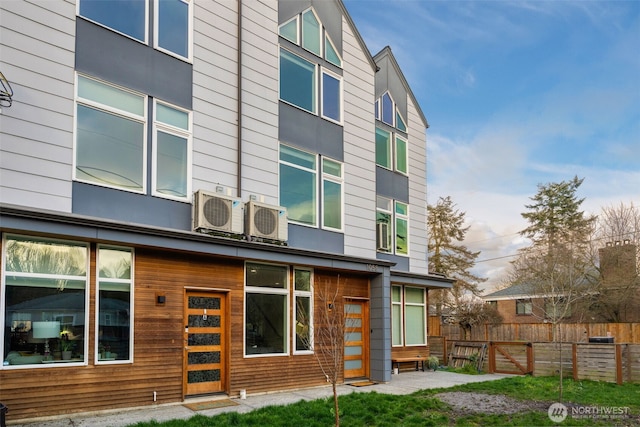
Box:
344 300 367 378
184 291 225 395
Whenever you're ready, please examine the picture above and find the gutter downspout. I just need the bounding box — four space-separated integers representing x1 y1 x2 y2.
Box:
236 0 243 198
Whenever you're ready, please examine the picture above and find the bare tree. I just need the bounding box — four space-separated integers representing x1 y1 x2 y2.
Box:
296 277 346 427
454 299 502 340
590 202 640 322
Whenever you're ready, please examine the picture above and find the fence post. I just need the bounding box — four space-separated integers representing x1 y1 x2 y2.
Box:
527 342 533 374
442 336 447 365
572 343 578 381
615 344 623 385
488 341 495 373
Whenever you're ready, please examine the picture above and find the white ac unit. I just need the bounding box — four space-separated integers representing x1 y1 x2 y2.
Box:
245 200 288 241
193 190 244 234
376 222 390 251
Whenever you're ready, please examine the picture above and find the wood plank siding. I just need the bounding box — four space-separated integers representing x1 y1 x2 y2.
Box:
0 245 372 420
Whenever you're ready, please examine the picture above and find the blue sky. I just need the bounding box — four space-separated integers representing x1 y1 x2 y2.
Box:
344 0 640 291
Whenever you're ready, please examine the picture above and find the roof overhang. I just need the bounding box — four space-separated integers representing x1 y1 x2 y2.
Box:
390 270 453 289
0 204 395 274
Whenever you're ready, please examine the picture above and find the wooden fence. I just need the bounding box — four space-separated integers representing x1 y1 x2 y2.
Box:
434 320 640 343
428 337 640 384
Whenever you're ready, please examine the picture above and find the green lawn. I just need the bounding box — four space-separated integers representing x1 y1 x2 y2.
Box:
129 376 640 426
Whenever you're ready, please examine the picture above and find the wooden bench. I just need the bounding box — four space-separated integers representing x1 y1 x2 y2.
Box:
392 356 428 373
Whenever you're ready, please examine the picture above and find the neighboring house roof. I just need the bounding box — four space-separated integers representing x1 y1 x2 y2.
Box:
483 277 596 301
372 46 429 129
483 283 536 301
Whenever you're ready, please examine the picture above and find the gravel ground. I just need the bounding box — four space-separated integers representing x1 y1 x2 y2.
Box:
435 391 550 415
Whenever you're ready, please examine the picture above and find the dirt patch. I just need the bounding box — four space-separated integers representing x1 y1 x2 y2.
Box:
435 391 549 415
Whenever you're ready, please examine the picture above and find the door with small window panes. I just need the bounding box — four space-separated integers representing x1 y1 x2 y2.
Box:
344 299 368 378
183 291 226 395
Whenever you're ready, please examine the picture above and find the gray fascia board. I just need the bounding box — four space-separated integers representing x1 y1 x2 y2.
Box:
390 270 454 289
0 204 395 272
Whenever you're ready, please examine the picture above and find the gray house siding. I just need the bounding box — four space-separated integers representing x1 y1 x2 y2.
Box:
238 0 280 205
192 0 240 196
407 96 429 274
343 16 377 260
0 0 75 212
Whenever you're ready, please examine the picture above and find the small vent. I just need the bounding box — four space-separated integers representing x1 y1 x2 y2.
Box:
193 190 243 234
245 201 288 241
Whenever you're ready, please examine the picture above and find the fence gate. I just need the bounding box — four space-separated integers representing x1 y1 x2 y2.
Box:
448 342 487 371
488 341 533 375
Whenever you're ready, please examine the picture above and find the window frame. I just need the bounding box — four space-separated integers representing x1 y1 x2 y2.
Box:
152 99 193 202
394 135 408 175
404 286 426 346
321 157 344 232
395 201 409 256
391 285 404 347
375 127 392 170
78 0 149 45
324 33 342 67
376 196 393 253
293 267 314 354
78 0 193 63
279 47 318 115
244 262 290 358
381 92 395 127
279 144 318 227
74 74 148 194
95 245 134 365
301 8 322 57
153 0 193 61
278 15 299 44
320 68 343 124
516 299 533 315
1 235 90 369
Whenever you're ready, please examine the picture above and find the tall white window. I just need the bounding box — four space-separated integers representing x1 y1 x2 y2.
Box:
97 246 133 363
392 286 403 346
404 287 426 345
294 268 313 353
322 158 343 231
153 101 192 200
245 263 289 356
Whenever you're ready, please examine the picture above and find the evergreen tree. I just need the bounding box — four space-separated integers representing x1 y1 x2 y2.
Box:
427 196 486 316
513 176 597 401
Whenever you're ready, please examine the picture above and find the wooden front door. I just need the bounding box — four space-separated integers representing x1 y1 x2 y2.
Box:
344 300 368 378
184 290 226 396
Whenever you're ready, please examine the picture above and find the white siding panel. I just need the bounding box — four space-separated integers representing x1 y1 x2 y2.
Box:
407 97 429 274
0 0 75 212
238 0 279 202
342 17 377 259
192 0 240 195
1 168 70 197
0 133 70 165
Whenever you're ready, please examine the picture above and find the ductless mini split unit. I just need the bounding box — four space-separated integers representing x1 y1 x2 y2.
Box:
245 200 288 242
193 190 244 235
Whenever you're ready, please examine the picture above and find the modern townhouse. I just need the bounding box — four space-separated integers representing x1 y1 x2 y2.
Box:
0 0 452 421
